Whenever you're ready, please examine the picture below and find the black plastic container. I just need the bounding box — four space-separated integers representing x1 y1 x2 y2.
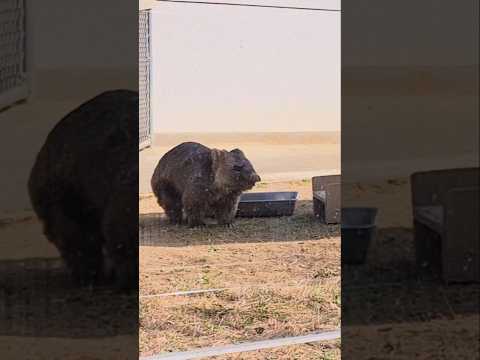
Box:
341 207 378 264
236 192 298 217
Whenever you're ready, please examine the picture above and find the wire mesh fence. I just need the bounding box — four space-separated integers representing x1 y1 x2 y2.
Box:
0 0 28 110
139 9 152 150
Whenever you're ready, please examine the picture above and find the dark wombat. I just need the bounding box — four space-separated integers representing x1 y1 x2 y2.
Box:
151 142 261 227
28 90 138 292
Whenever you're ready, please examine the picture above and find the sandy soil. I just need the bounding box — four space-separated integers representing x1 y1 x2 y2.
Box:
139 179 341 356
0 336 138 360
342 315 479 359
140 180 339 248
140 240 340 356
341 179 479 359
0 215 59 260
140 175 479 358
140 240 339 294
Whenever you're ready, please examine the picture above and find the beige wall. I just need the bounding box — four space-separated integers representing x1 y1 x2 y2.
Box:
27 0 137 99
342 0 478 179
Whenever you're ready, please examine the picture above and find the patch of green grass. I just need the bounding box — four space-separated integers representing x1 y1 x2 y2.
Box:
313 268 339 279
200 273 210 285
319 352 338 360
333 292 341 307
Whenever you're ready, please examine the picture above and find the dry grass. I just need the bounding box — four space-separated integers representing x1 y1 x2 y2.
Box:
139 240 340 355
139 179 340 356
140 210 339 247
140 240 339 295
140 283 340 356
139 179 339 247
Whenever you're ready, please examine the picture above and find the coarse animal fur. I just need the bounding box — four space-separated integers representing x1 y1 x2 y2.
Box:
27 90 138 292
151 142 261 227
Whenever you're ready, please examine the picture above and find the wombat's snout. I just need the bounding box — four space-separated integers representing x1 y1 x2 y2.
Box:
251 174 261 183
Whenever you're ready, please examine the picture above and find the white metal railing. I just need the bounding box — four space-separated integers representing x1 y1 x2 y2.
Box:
139 9 152 150
0 0 29 111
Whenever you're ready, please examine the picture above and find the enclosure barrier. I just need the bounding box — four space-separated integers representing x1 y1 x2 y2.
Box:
139 8 152 150
0 0 29 111
140 329 340 360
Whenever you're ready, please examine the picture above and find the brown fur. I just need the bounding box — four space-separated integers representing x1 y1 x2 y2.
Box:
28 90 138 292
151 142 261 227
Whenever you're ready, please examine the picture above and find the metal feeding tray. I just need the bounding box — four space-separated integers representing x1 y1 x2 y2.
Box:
236 192 298 218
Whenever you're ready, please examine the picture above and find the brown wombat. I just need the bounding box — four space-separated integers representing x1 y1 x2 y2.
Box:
151 142 261 227
28 90 138 292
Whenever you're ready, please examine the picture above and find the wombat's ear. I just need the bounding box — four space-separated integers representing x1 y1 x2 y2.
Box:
230 148 245 157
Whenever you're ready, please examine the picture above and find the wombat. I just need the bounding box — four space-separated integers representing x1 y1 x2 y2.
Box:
151 142 261 227
28 90 138 292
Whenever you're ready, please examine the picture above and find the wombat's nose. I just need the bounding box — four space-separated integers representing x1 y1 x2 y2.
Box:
252 174 261 183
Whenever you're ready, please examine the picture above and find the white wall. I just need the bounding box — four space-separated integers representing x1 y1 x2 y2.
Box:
150 1 341 133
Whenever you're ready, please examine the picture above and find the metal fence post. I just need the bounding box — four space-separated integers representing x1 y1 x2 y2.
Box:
139 8 152 150
0 0 30 111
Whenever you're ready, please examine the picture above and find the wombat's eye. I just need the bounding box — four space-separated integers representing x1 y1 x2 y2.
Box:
233 165 244 172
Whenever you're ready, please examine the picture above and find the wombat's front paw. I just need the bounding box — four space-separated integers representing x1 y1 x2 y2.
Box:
220 222 235 228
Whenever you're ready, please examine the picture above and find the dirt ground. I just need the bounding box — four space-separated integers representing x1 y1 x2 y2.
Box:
140 179 339 247
1 173 477 358
342 315 479 359
139 179 341 357
140 176 479 358
342 179 479 359
0 255 138 359
0 336 138 360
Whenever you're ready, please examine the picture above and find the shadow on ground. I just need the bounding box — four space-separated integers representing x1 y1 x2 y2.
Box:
139 200 340 247
0 257 137 338
342 227 479 325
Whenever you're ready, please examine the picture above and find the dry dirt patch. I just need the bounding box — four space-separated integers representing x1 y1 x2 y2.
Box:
342 315 479 359
139 240 340 355
140 240 339 295
140 179 340 356
140 180 339 247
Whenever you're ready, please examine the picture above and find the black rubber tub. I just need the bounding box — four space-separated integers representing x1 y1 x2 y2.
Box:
341 207 378 265
236 192 298 217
